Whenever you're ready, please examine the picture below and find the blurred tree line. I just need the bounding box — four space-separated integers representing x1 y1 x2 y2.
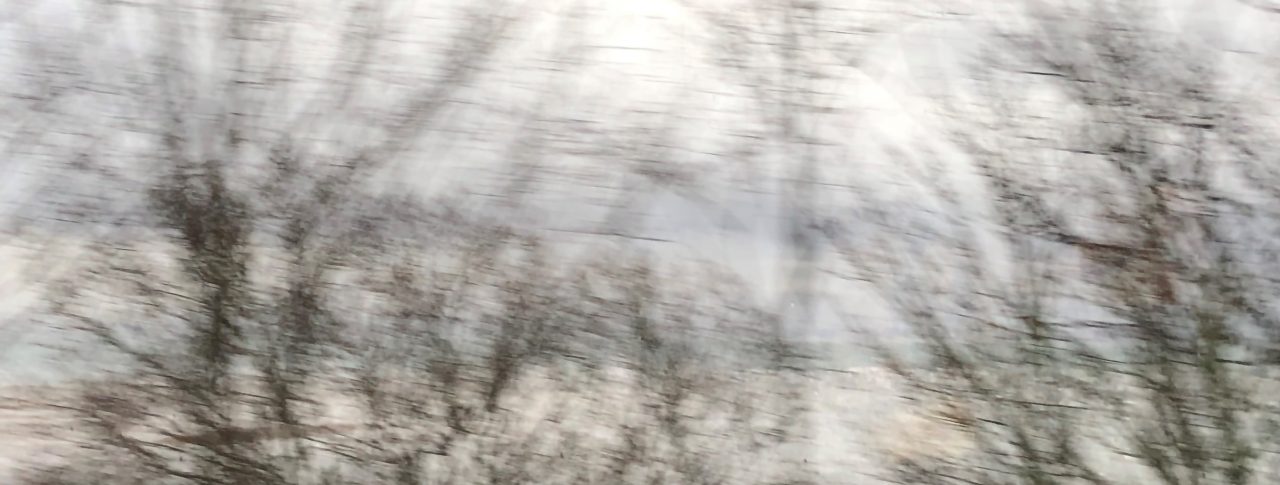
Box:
3 0 1280 484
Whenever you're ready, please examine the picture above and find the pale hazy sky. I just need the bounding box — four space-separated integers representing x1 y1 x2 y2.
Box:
2 0 1280 383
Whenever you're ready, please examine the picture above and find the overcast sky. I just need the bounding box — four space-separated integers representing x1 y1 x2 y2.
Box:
2 0 1280 383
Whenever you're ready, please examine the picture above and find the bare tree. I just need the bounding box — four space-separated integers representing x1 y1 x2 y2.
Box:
4 1 816 484
855 1 1280 484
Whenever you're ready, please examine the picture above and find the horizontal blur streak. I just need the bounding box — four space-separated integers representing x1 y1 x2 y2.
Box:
2 0 1280 484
